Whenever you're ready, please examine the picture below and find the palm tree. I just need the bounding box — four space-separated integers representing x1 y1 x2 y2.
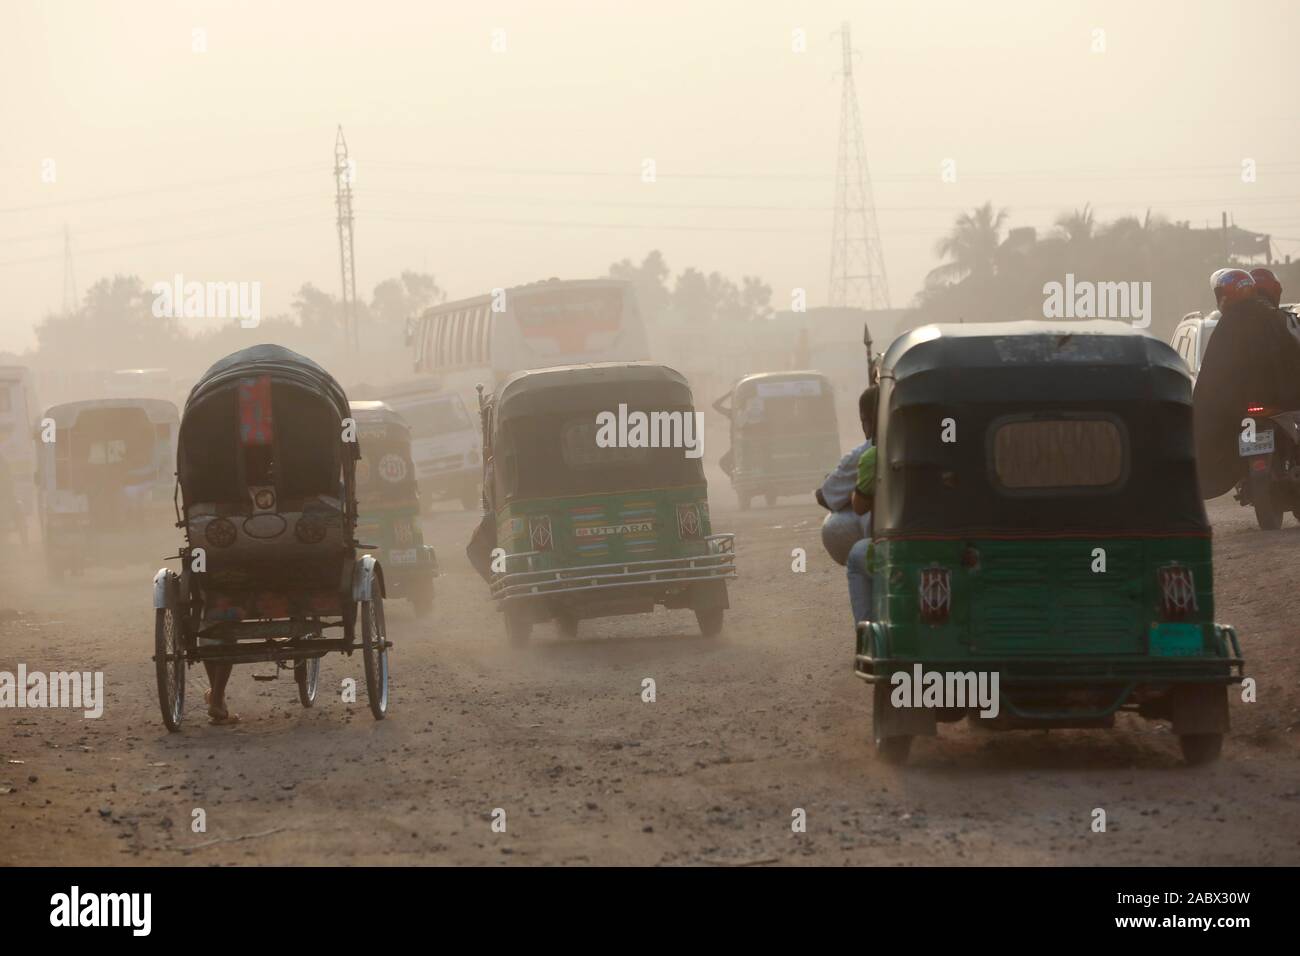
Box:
1054 202 1096 243
926 202 1010 286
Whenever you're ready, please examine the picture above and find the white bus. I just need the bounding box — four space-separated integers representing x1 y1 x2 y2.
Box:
0 366 39 529
410 278 650 411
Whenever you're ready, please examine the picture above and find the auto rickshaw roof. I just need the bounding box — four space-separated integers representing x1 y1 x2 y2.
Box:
882 321 1188 400
495 362 694 422
186 344 351 423
44 397 180 428
733 369 832 391
348 400 413 432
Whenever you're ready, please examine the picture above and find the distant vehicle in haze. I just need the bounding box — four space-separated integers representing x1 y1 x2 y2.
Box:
375 381 482 510
409 277 651 406
0 366 39 531
1170 311 1219 382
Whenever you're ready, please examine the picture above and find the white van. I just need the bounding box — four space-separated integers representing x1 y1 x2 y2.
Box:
1170 311 1220 382
378 381 482 510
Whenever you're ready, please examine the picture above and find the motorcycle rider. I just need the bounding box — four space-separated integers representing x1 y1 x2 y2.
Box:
1193 268 1300 499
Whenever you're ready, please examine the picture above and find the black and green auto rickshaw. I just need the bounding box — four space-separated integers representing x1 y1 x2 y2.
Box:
481 363 735 643
716 370 840 509
856 321 1244 766
351 401 437 618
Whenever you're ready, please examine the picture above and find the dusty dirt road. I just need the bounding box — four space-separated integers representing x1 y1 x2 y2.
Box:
3 491 1299 866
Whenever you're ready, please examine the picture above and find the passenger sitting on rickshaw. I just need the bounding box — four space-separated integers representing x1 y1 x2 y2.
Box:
816 386 875 566
847 386 878 626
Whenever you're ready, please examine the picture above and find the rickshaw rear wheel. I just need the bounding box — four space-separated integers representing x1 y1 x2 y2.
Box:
695 607 724 637
764 493 777 508
1179 733 1223 766
154 606 186 732
505 605 532 646
738 494 751 511
294 642 320 708
871 684 913 765
360 595 389 720
555 612 579 639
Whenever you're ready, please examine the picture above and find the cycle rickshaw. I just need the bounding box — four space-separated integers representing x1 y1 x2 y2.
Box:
152 344 390 730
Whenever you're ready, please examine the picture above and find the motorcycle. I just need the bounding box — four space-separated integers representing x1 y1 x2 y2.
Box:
1234 403 1300 529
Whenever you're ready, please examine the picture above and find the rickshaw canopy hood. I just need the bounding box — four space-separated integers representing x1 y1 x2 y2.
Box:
43 398 179 429
494 363 694 424
186 344 352 429
874 321 1207 537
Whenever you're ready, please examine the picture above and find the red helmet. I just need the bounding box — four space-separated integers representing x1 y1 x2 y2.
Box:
1249 268 1282 307
1212 268 1255 308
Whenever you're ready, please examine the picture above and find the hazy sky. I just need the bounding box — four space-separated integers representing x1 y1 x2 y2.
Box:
3 0 1298 352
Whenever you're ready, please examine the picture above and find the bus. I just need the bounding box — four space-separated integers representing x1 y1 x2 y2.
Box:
409 277 650 412
0 366 39 535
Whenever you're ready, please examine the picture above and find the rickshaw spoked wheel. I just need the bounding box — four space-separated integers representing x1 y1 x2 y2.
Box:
694 607 724 637
294 632 321 708
154 604 185 732
360 594 389 720
871 683 912 765
1179 733 1222 766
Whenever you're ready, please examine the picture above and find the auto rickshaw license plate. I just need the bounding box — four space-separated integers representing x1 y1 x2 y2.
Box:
387 548 418 565
1238 429 1274 456
1148 623 1203 657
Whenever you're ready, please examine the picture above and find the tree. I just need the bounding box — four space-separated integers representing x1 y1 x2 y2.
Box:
926 202 1010 287
609 250 671 322
370 271 444 327
1054 202 1096 244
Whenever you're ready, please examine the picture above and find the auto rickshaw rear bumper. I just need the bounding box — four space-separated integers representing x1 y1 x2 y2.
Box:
490 534 736 604
853 620 1244 729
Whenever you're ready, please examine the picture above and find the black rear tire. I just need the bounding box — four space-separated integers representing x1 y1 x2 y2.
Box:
555 612 579 639
505 605 532 646
695 607 724 636
1251 471 1284 530
764 493 777 507
1179 733 1223 766
738 494 751 511
410 582 434 619
154 605 185 732
872 683 912 765
360 595 389 719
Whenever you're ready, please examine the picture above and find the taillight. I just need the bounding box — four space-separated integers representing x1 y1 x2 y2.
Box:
1157 564 1198 621
918 566 951 625
528 515 553 552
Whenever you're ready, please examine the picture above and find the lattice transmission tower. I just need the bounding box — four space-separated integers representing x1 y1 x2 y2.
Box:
334 126 360 351
828 22 890 310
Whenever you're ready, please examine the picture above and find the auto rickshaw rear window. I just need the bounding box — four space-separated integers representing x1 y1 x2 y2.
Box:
992 417 1126 492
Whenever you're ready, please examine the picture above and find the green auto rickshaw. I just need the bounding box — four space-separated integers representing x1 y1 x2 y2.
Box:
715 370 840 509
481 363 735 642
856 321 1244 766
351 401 437 617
